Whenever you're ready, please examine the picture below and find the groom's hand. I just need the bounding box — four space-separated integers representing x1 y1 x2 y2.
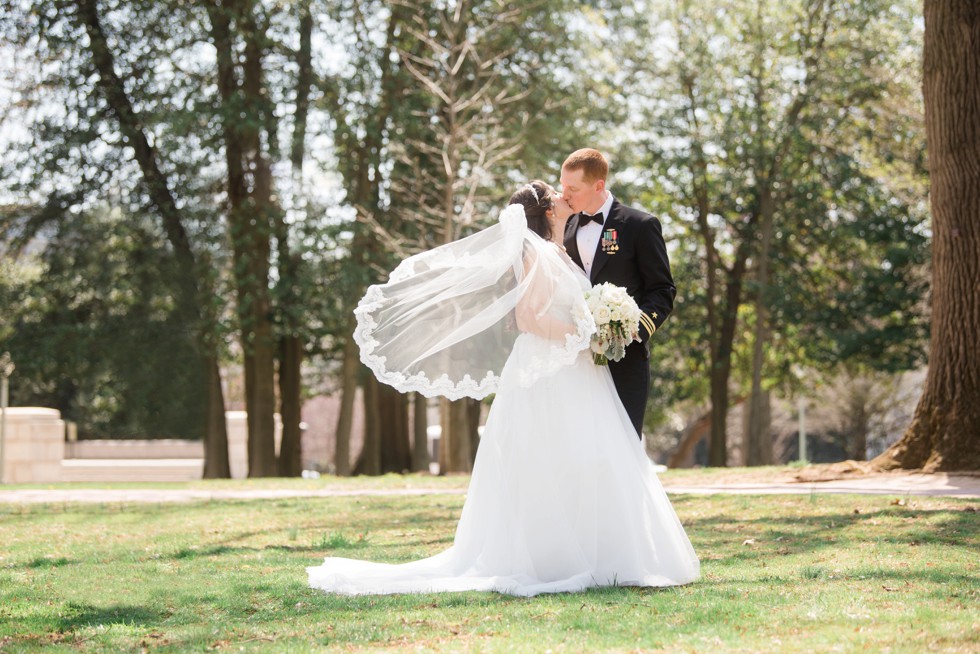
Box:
638 314 657 344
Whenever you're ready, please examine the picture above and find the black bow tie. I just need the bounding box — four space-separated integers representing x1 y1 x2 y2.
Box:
577 212 603 227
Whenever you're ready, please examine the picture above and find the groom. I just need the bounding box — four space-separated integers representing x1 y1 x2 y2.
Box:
561 148 675 437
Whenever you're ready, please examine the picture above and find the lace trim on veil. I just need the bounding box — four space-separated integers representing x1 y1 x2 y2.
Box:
354 286 501 400
353 205 595 400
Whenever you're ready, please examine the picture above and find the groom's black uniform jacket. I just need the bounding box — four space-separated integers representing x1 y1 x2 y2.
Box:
564 199 675 436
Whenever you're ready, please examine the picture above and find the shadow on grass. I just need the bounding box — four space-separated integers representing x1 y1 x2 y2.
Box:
687 506 979 562
171 544 327 559
26 556 74 569
56 602 164 631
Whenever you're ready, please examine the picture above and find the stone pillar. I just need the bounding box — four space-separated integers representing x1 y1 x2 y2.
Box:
224 411 282 479
0 407 65 483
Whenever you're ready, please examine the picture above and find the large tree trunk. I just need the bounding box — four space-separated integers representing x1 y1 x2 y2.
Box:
684 74 749 468
378 386 411 473
844 382 871 461
76 0 230 475
874 0 980 471
745 184 776 466
208 1 278 476
356 375 382 475
241 2 278 477
708 256 748 466
439 398 477 474
203 355 231 478
742 389 771 466
276 1 314 478
277 336 303 476
333 329 359 476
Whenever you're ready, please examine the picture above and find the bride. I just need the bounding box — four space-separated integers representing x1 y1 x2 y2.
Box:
307 181 699 597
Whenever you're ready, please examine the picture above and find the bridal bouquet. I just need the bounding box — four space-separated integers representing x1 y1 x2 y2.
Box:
583 283 642 365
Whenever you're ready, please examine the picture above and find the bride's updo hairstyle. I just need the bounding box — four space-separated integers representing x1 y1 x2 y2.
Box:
508 180 554 241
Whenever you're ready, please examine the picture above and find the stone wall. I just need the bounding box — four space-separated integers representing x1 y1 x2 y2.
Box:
3 409 286 482
65 439 204 459
0 407 65 483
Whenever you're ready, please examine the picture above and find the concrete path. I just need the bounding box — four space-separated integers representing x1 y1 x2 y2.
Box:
662 472 980 498
1 472 977 504
0 487 467 505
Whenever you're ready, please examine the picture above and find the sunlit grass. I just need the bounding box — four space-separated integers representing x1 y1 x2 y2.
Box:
1 488 977 652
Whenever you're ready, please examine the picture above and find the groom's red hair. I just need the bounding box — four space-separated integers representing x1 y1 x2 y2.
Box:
562 149 609 183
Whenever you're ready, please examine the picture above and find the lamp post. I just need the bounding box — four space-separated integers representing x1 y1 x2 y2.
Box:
0 352 13 484
790 365 808 465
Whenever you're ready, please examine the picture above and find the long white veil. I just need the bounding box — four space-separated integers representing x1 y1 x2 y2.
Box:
354 204 595 400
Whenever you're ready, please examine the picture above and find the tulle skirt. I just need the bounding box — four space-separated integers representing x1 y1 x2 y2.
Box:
307 334 700 597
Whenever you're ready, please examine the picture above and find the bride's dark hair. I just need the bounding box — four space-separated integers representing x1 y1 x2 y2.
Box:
508 180 554 241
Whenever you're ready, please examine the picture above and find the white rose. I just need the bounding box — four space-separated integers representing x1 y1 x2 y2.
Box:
594 306 611 325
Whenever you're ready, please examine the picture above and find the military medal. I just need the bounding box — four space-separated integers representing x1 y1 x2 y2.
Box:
601 228 619 254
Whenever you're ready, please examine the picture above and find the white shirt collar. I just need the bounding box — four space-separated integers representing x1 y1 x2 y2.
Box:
588 192 614 223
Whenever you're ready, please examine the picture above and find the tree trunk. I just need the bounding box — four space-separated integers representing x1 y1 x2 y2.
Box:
438 398 478 474
412 392 430 472
707 367 730 466
333 326 359 476
356 375 382 475
684 78 750 468
275 2 314 478
243 291 277 477
203 355 231 478
207 1 278 476
874 0 980 471
466 397 482 468
76 0 230 475
742 389 771 466
277 336 303 476
376 384 411 473
291 0 313 171
242 2 278 477
708 254 748 466
846 387 870 461
745 184 776 466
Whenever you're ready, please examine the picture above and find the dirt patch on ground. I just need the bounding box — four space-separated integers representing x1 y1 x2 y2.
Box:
790 460 878 482
657 464 980 498
790 461 980 483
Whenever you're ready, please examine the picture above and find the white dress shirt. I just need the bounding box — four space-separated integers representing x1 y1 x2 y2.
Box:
576 192 615 277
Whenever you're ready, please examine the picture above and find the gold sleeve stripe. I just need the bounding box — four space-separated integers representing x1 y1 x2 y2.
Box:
639 314 657 335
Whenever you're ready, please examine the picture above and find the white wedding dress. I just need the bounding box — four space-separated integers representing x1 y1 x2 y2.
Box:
307 206 699 597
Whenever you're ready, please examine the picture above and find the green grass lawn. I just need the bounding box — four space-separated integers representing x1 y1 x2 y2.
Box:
1 482 977 653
